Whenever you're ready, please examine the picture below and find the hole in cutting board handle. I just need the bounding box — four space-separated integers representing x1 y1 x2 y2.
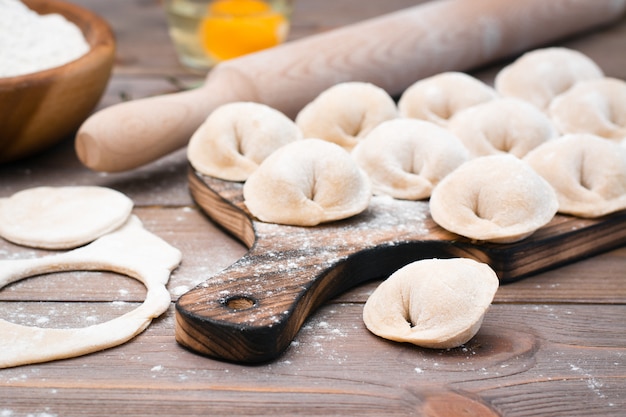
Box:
223 295 257 310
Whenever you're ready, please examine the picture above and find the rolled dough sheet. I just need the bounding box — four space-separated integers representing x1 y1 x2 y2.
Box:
0 216 182 369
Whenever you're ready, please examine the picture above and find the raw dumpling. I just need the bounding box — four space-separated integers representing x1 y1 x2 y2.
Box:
295 82 398 151
447 97 557 158
363 258 499 349
187 102 302 181
524 134 626 218
352 119 468 200
429 155 558 243
549 77 626 142
494 47 604 111
398 72 497 126
243 138 371 226
0 186 133 249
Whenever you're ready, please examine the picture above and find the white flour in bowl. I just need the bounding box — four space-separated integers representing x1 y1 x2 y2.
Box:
0 0 90 77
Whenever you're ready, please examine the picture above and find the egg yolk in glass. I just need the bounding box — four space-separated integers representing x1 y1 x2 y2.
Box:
199 0 288 61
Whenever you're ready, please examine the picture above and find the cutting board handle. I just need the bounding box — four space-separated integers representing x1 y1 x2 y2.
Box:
76 0 626 172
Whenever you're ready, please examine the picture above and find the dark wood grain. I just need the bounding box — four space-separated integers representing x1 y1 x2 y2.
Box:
175 169 626 363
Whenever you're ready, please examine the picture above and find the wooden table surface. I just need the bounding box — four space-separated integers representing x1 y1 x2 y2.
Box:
1 1 625 416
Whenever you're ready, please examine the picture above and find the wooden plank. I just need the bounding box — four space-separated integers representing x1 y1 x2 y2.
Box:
1 304 624 416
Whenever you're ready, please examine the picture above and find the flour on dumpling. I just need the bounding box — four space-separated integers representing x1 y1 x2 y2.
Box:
398 72 497 126
549 78 626 142
495 47 603 111
524 134 626 217
352 119 468 200
188 102 302 181
243 139 371 226
448 97 557 158
295 82 398 151
429 155 558 243
363 258 499 349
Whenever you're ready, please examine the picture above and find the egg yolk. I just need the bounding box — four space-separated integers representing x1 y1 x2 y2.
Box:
199 0 287 61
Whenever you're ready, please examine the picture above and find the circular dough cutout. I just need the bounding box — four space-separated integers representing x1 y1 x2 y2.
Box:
429 155 558 243
188 102 303 181
0 186 133 249
448 97 557 158
352 118 468 200
243 138 371 226
295 82 398 151
398 72 497 126
524 133 626 218
363 258 499 349
495 47 604 111
549 77 626 141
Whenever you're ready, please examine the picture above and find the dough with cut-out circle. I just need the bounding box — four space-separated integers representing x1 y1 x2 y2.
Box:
429 155 558 243
495 47 604 111
243 138 371 226
0 215 181 368
352 118 468 200
548 77 626 142
363 258 499 349
524 134 626 218
188 102 303 181
398 72 497 126
448 97 558 158
0 186 133 249
295 82 398 151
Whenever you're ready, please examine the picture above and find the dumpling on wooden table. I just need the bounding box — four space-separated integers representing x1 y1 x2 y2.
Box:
494 47 604 111
397 72 497 127
352 118 468 200
295 82 398 151
429 154 558 243
548 77 626 142
187 102 302 181
447 97 558 158
363 258 499 349
524 133 626 218
243 138 371 226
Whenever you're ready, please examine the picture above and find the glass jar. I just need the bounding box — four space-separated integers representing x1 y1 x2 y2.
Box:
164 0 294 72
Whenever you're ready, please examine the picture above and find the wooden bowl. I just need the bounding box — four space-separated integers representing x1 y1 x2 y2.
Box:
0 0 115 163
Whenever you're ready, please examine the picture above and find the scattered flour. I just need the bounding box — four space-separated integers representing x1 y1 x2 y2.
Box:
0 0 90 77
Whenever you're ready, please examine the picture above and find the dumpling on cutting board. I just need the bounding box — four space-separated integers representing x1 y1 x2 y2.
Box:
243 138 371 226
188 102 302 182
524 133 626 218
398 71 497 126
352 118 468 200
447 97 557 158
295 82 398 151
429 154 558 243
495 47 604 111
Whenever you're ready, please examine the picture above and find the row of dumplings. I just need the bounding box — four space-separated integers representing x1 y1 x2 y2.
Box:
187 47 626 243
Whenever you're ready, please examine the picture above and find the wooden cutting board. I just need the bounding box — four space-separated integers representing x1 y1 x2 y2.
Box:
175 168 626 364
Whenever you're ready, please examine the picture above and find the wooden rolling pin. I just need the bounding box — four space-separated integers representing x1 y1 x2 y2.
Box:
75 0 626 172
